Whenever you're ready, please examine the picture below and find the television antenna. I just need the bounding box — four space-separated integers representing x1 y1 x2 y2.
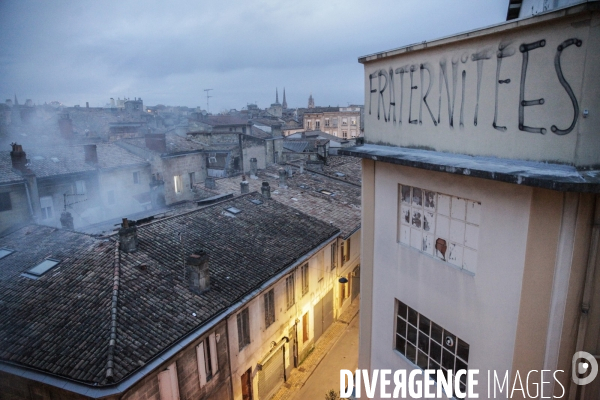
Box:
204 89 213 112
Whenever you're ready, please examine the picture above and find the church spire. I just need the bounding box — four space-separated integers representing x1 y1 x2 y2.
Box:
14 94 19 106
276 88 279 104
282 88 287 109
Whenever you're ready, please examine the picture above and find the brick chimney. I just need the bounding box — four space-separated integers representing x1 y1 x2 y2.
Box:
10 143 27 171
145 133 167 153
60 211 74 230
186 251 210 294
84 144 98 164
261 181 271 199
118 218 138 253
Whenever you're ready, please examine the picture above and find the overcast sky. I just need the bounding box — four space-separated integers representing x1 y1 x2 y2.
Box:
0 1 509 112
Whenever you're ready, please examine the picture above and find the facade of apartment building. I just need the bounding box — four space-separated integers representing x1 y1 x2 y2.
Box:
342 3 600 399
302 107 361 139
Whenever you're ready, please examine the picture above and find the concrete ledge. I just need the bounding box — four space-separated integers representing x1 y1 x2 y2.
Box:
339 144 600 193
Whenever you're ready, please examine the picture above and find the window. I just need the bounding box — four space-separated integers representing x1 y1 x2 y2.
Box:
325 118 330 127
133 171 140 184
350 130 357 137
351 118 357 126
237 307 250 351
302 312 309 343
394 299 470 398
24 259 60 278
398 185 481 273
339 273 350 307
285 273 295 309
306 120 312 130
75 180 86 195
189 172 195 189
341 238 351 264
0 248 14 259
157 363 180 400
330 243 337 270
315 120 320 129
332 117 338 127
342 130 348 139
107 190 115 205
174 175 183 194
197 332 219 387
40 196 54 220
264 289 275 328
301 263 309 296
342 118 348 126
0 192 11 212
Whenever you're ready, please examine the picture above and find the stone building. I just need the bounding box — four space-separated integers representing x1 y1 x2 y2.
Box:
0 193 339 400
0 143 151 232
341 2 600 398
301 106 362 139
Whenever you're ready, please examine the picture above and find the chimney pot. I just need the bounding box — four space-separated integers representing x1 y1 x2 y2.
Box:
119 219 138 252
60 211 74 230
186 251 210 293
250 158 258 177
278 168 287 188
10 143 28 171
261 181 271 199
84 144 98 164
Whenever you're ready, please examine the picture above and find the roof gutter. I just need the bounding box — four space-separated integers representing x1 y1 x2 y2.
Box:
0 232 340 398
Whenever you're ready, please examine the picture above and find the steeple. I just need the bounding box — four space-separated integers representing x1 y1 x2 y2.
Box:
275 88 279 104
282 88 287 109
14 94 19 106
308 93 314 109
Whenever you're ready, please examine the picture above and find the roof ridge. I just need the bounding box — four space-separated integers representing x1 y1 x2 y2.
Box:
105 240 120 382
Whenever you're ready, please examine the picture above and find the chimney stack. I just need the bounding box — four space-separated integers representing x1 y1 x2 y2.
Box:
240 175 249 194
60 211 74 230
119 218 138 253
278 168 287 188
10 143 27 171
205 176 216 189
249 158 258 178
261 181 271 199
186 251 210 294
84 144 98 164
145 133 167 153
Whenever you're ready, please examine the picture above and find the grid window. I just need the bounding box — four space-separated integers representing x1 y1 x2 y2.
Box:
264 289 275 328
75 180 86 195
315 120 321 129
174 175 183 193
325 118 330 127
237 307 250 351
395 299 470 398
286 274 295 309
301 263 309 296
398 185 480 273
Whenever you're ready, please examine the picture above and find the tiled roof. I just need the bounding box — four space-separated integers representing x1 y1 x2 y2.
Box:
205 162 361 238
283 141 309 153
7 144 149 179
250 126 273 139
0 193 339 385
0 152 25 184
122 134 205 155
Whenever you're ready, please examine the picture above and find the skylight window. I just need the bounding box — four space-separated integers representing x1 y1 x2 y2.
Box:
0 248 14 259
225 207 242 214
249 199 263 205
24 259 60 278
51 157 60 163
319 189 333 196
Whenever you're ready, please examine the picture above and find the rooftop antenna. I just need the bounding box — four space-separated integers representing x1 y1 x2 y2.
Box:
204 89 213 112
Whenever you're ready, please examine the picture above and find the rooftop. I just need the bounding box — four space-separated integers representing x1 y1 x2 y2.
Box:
202 157 361 238
0 193 339 388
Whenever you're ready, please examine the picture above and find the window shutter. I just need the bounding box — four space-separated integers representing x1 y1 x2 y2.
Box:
158 363 180 400
196 342 207 387
209 333 218 374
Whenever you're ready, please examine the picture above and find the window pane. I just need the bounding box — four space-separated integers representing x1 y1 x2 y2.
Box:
408 308 418 326
396 317 406 338
395 335 406 355
405 343 416 363
418 331 429 353
407 324 417 345
429 359 441 371
457 338 470 362
431 322 443 343
456 358 468 376
442 349 455 371
412 188 422 206
401 186 411 204
397 301 408 319
430 340 442 363
417 350 428 370
419 315 430 335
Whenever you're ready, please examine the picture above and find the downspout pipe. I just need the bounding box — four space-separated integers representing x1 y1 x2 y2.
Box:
569 195 600 400
23 181 34 220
